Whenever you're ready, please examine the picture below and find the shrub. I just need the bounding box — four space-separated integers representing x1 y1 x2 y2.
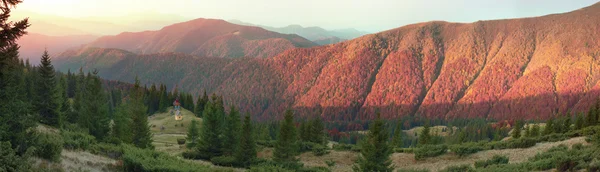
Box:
61 130 96 150
211 156 238 167
474 155 509 168
489 138 536 150
332 143 353 151
122 145 212 171
450 142 487 157
297 166 330 172
177 138 186 145
299 142 317 153
394 148 414 153
325 159 336 167
572 143 584 150
249 164 294 172
256 140 276 147
0 141 32 171
35 133 63 162
414 144 447 160
182 151 201 159
439 164 475 172
312 144 329 156
90 143 124 159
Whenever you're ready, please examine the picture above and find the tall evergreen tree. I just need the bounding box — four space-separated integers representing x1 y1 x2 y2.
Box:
58 76 70 127
391 120 403 148
112 101 133 143
129 77 153 149
418 121 431 146
0 0 37 158
586 106 597 127
512 120 524 139
299 120 309 142
194 90 208 117
273 109 298 163
223 106 241 155
236 114 257 167
575 113 584 130
543 117 555 135
530 124 540 137
186 119 200 148
353 113 393 172
158 84 169 112
36 49 62 127
309 117 325 144
79 71 110 140
197 94 224 159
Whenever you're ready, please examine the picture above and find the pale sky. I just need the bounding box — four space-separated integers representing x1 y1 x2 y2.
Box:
15 0 600 33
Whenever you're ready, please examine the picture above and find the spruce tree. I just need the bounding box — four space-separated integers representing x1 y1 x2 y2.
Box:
58 76 70 126
523 124 530 138
309 117 325 144
194 90 208 117
158 84 169 112
197 94 224 159
418 121 431 146
273 109 298 163
543 117 555 135
299 120 309 142
0 0 37 157
586 106 597 127
36 49 62 127
575 113 584 130
391 120 403 148
512 120 523 139
530 124 540 137
186 119 200 148
223 105 241 155
236 114 257 167
112 101 133 143
129 77 153 149
353 113 393 172
80 72 110 140
563 116 572 133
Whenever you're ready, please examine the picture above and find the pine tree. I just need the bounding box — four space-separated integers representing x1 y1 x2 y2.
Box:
80 72 110 140
197 94 224 159
575 113 584 130
543 117 555 135
309 117 325 144
194 90 208 117
0 0 37 157
391 120 403 148
299 120 309 142
236 114 257 167
36 49 62 127
223 106 241 155
112 101 133 143
158 84 169 112
523 124 530 138
352 113 393 172
586 106 597 127
530 124 540 137
58 76 70 127
512 120 523 139
186 119 200 148
563 116 572 133
418 121 431 146
273 109 298 163
129 77 153 149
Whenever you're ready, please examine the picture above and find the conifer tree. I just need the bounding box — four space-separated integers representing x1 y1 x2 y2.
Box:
309 117 325 144
543 117 555 135
186 119 200 148
353 113 393 172
236 114 257 167
36 49 62 127
523 124 530 138
129 77 153 149
197 94 224 159
299 120 309 142
273 109 298 163
418 121 431 146
158 84 169 112
530 124 540 137
58 76 70 126
586 106 597 127
112 101 132 143
563 116 572 133
391 120 403 148
79 71 110 140
223 106 241 155
194 90 208 117
575 113 584 130
512 120 523 139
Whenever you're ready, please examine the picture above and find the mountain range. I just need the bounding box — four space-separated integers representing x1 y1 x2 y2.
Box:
229 20 369 45
84 18 317 58
17 33 98 64
55 2 600 121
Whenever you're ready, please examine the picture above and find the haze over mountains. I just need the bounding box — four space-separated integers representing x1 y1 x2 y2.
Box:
54 3 600 121
229 19 369 45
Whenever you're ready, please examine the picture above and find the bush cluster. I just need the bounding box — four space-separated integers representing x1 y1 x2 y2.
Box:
35 133 63 162
474 155 509 168
61 130 96 150
414 144 447 160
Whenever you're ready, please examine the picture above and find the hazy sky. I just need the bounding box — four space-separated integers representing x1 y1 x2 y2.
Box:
15 0 600 32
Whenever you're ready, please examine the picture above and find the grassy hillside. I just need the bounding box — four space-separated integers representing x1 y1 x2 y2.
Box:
148 107 202 155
